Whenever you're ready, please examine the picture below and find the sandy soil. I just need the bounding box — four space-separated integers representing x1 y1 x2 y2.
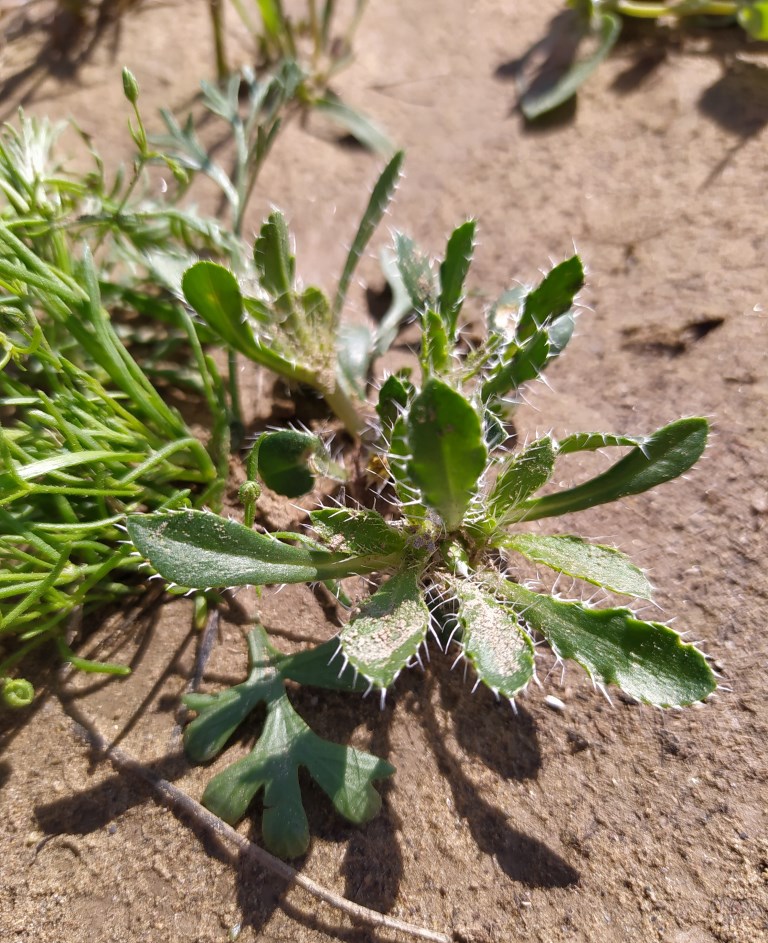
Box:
1 2 767 942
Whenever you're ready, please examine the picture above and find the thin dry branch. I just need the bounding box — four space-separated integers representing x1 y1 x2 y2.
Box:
59 691 452 943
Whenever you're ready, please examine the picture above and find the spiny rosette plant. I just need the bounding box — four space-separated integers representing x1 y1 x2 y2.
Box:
127 223 716 857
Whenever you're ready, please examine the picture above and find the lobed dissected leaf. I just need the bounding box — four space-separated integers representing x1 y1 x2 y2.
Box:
310 507 406 556
185 628 393 858
127 509 396 588
438 220 476 342
499 533 652 598
507 418 709 521
407 379 487 530
488 437 556 518
340 566 430 688
453 579 535 699
499 581 715 707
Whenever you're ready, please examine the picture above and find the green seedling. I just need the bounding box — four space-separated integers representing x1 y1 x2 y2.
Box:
208 0 391 154
519 0 768 119
128 223 715 857
181 150 410 438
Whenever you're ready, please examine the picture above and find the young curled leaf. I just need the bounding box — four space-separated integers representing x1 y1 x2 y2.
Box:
499 581 715 707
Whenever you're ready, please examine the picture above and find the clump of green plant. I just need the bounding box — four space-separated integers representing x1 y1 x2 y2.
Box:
208 0 391 153
127 222 715 858
519 0 768 119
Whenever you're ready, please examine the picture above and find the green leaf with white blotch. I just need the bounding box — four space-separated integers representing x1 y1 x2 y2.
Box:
127 510 395 588
395 233 436 312
407 379 487 530
310 508 406 556
521 11 622 120
438 220 476 342
499 581 715 707
499 534 652 599
489 437 556 518
341 566 430 688
507 418 709 522
253 211 295 312
333 151 404 318
454 579 535 699
182 262 260 361
739 2 768 39
313 93 394 156
249 430 321 498
517 256 584 342
186 628 392 858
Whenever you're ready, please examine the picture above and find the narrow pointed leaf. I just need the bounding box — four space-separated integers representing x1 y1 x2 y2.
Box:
500 581 715 707
500 534 652 598
521 11 622 120
407 379 487 530
508 418 709 521
395 232 436 312
557 430 649 455
333 151 404 318
454 580 535 698
127 510 395 588
422 308 450 374
314 93 394 156
489 437 556 517
341 566 429 688
438 220 476 341
310 507 406 556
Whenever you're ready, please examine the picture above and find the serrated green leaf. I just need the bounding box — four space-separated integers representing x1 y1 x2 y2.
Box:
340 566 430 688
422 307 450 374
395 232 436 312
454 579 534 698
481 329 550 402
517 256 584 342
556 431 649 455
310 507 406 556
253 211 295 311
438 220 476 342
499 581 715 707
500 533 652 598
407 379 487 530
521 11 622 119
127 509 396 588
182 262 260 361
376 371 414 431
388 415 426 522
508 418 709 522
489 437 556 517
333 151 404 318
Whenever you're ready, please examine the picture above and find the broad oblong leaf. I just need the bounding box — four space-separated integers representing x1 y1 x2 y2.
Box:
500 533 652 598
340 566 429 688
407 379 487 530
333 151 404 318
454 579 535 698
508 418 709 521
488 437 556 517
438 220 476 342
500 581 715 707
127 509 395 588
249 430 320 498
182 262 260 360
310 507 406 556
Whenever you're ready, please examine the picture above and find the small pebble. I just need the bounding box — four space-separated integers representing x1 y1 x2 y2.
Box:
545 695 566 712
